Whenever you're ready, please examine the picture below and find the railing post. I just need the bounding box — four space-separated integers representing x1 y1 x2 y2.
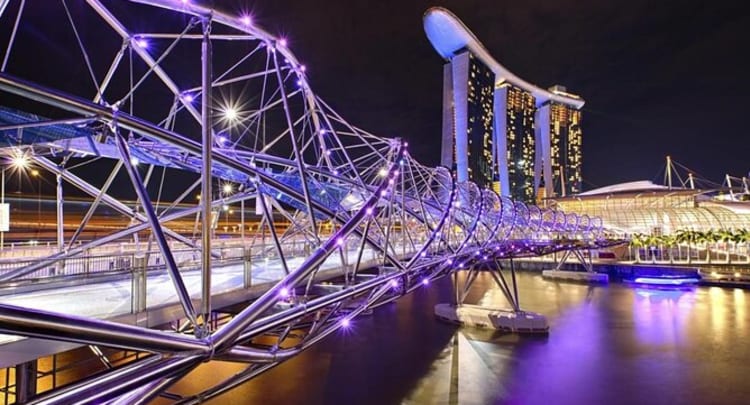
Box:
243 248 252 288
84 250 90 275
131 255 147 314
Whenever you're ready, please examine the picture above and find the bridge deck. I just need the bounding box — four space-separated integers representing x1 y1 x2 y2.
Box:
0 244 398 368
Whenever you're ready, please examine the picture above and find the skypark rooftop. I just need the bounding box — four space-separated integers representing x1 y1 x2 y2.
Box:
423 7 585 109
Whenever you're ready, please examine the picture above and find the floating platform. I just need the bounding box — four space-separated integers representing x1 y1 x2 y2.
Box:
542 270 609 283
435 303 549 334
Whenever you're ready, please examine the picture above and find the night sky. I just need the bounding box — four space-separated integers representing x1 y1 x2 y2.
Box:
211 0 749 190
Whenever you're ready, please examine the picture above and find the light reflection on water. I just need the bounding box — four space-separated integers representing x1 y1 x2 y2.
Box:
158 272 750 405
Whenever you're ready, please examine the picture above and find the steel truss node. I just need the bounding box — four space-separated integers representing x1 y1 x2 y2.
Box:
0 1 616 403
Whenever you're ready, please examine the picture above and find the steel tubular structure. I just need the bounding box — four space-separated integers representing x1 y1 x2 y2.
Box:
0 1 612 402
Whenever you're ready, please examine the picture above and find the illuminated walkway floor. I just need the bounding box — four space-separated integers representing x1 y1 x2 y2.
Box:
0 245 411 361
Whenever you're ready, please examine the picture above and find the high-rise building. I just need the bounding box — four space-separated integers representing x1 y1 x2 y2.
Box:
439 52 495 189
495 83 536 202
425 7 585 203
548 86 583 196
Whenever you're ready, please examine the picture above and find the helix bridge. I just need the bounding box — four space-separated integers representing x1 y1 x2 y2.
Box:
0 1 619 403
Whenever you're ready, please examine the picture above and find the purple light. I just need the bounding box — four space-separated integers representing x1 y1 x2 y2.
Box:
422 278 430 286
341 318 351 328
134 37 148 48
296 80 302 86
279 38 287 47
633 277 700 286
300 65 307 72
336 237 344 246
447 259 453 265
366 207 374 215
217 135 228 145
319 129 327 135
279 287 290 298
380 190 387 196
420 251 426 257
388 179 394 185
182 93 194 103
390 279 398 287
241 15 252 26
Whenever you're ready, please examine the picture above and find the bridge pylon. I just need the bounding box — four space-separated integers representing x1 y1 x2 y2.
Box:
435 258 549 333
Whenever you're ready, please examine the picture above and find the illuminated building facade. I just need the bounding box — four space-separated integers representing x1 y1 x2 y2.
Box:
426 7 585 203
495 83 536 202
439 51 496 189
548 86 583 196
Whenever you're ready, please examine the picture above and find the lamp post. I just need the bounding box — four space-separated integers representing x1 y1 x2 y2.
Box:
1 153 31 252
31 169 40 229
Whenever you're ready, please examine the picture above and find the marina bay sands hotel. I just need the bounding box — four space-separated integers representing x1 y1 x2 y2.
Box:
424 8 584 203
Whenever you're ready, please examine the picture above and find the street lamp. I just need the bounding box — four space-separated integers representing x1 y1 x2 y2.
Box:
1 151 32 252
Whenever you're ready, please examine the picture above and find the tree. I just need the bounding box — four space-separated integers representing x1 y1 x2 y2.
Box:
629 233 646 262
661 234 677 263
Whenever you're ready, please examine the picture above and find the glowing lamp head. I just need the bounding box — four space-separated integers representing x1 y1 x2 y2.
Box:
182 93 194 103
366 207 374 215
11 154 29 169
279 38 287 47
130 157 139 166
222 183 233 194
279 287 290 298
300 65 306 72
341 318 350 328
390 279 398 288
378 168 388 177
223 107 238 121
421 278 429 286
134 37 148 48
336 237 344 246
241 15 252 26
